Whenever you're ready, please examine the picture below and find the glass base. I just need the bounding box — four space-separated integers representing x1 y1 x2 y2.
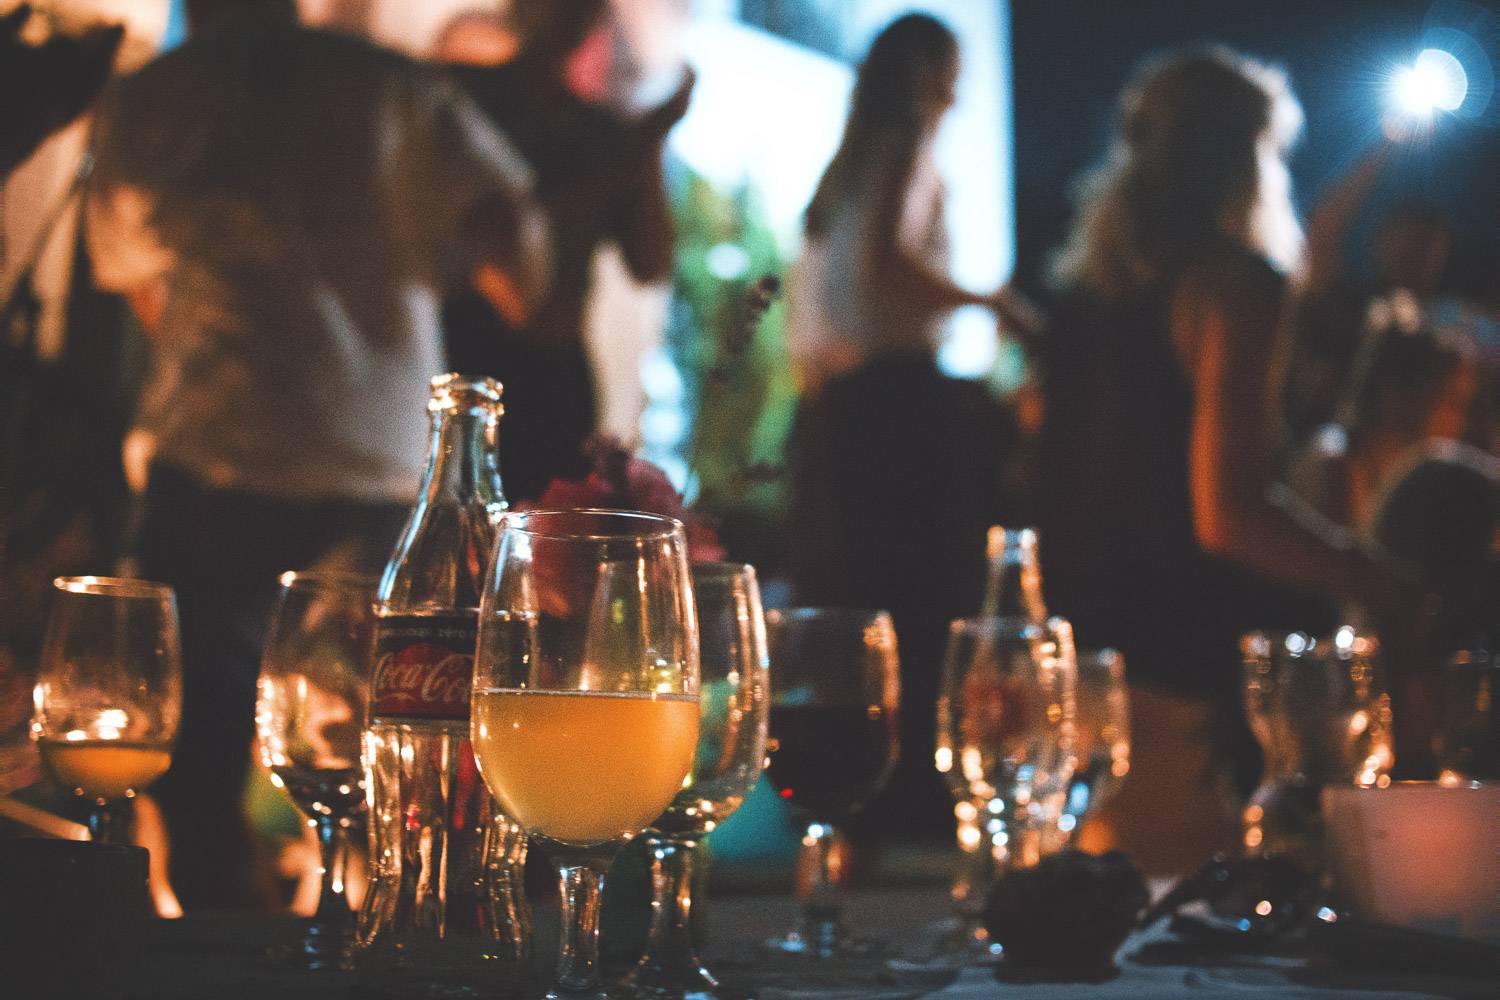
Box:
262 919 354 972
623 962 722 1000
912 915 1003 967
762 925 881 960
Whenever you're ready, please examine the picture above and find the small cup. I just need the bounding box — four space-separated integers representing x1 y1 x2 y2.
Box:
1322 782 1500 943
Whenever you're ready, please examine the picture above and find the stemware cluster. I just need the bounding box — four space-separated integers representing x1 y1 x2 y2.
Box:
25 517 1137 996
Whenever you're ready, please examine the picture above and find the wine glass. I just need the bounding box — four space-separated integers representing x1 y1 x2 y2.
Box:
473 509 700 1000
936 616 1075 889
1241 627 1392 869
626 562 771 999
31 576 182 843
762 608 900 959
1047 648 1130 848
255 571 374 969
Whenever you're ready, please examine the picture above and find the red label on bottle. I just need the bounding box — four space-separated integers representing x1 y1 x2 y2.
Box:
371 615 478 720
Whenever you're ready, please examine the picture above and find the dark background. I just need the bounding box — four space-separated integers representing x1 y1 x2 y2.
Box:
1009 0 1500 300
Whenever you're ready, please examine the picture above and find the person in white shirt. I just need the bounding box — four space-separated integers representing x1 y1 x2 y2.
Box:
85 0 546 909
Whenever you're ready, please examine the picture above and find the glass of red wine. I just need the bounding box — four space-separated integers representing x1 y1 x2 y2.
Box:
255 571 375 970
763 608 900 958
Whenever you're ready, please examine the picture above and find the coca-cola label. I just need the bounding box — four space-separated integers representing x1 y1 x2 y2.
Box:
371 615 478 720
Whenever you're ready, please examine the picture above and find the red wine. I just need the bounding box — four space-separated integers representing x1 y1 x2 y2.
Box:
273 764 365 823
766 703 898 821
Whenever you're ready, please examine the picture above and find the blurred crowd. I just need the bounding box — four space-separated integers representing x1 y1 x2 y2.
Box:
2 0 1496 908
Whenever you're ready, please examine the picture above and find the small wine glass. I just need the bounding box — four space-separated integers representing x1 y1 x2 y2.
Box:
31 576 182 843
473 509 700 1000
1241 627 1391 868
1046 648 1130 849
256 570 375 969
936 616 1075 887
625 562 771 999
762 608 900 959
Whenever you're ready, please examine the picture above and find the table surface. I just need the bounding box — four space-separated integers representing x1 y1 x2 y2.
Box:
54 886 1491 1000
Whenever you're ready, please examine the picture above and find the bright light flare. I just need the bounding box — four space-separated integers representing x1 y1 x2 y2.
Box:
1391 48 1469 118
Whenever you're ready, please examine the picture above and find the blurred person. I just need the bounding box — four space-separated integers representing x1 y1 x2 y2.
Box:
788 13 1038 396
2 3 136 809
1295 326 1495 744
787 14 1028 840
445 0 692 501
1368 329 1492 758
84 0 546 909
1041 47 1420 876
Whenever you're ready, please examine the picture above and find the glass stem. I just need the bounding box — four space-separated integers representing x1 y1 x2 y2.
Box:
313 816 351 923
796 822 845 956
638 833 711 984
953 807 995 921
554 849 613 994
87 798 120 844
483 812 532 967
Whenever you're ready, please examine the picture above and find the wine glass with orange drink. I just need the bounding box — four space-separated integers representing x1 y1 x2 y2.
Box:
472 509 699 1000
31 576 182 843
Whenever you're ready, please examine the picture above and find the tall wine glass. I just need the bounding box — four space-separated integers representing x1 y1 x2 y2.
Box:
31 576 182 843
936 616 1075 881
763 608 900 958
473 509 700 1000
1048 648 1129 848
626 562 771 999
255 571 374 969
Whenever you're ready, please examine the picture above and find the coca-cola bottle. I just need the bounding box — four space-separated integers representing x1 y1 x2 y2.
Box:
357 374 530 995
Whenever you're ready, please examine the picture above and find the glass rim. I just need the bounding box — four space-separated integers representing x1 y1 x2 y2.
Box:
276 569 379 590
690 560 757 581
985 524 1039 557
430 371 502 401
1240 627 1379 657
947 613 1051 636
1076 646 1125 670
504 508 685 542
52 576 175 600
768 606 892 626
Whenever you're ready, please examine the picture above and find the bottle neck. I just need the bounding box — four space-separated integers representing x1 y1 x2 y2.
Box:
420 405 506 512
982 528 1046 622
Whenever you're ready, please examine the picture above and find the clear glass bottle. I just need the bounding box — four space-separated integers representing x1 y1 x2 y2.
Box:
357 374 530 996
939 527 1051 964
979 526 1047 622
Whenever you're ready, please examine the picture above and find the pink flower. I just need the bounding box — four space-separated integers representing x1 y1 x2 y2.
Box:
531 437 727 562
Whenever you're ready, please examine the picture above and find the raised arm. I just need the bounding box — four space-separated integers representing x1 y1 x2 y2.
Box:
1299 142 1390 294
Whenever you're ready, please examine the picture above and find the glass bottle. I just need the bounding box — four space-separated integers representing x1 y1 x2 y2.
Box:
940 525 1049 962
357 374 530 996
979 526 1047 623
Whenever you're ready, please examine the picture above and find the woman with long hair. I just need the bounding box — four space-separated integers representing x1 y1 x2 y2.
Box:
789 13 1034 392
1040 48 1416 874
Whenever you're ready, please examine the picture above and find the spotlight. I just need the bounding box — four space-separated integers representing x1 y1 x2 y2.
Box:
1390 48 1469 118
